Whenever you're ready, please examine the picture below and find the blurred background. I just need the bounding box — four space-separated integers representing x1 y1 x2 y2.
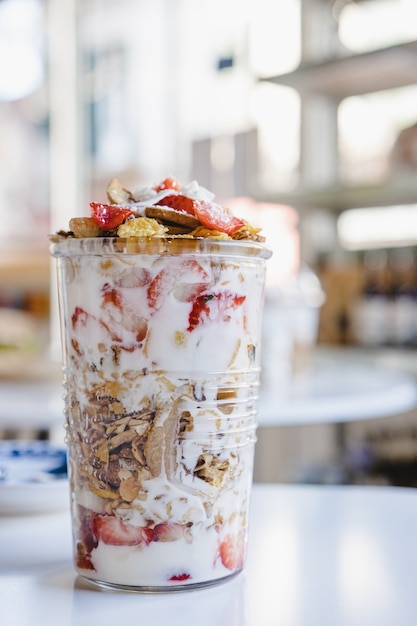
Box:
2 0 417 487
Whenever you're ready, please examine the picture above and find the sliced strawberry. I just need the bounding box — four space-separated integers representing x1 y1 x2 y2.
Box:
187 291 246 332
101 287 148 343
147 267 174 310
102 288 123 309
173 282 208 302
148 260 209 310
194 200 245 235
90 202 135 230
153 522 192 543
157 194 196 216
76 506 98 553
219 531 245 571
169 573 191 582
153 177 181 192
71 306 90 330
93 514 154 546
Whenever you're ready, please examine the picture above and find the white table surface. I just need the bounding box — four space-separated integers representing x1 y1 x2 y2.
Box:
1 483 416 626
258 349 417 425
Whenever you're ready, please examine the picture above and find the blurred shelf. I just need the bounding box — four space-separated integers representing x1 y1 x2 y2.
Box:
254 175 417 213
258 347 417 426
0 249 50 292
260 40 417 99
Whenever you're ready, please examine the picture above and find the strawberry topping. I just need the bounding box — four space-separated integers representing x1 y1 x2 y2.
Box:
193 200 245 235
157 194 196 216
153 176 181 192
90 202 135 230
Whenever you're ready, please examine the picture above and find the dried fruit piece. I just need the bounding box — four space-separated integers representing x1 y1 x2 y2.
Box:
69 217 100 238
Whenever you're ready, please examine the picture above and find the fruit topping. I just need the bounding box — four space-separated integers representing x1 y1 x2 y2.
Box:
90 202 135 230
153 176 181 192
157 194 196 216
194 200 245 236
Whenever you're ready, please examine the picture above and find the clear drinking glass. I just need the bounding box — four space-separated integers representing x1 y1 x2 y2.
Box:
50 236 271 591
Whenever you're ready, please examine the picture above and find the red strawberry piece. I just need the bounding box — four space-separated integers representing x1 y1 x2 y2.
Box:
71 306 90 330
148 260 209 310
173 282 208 302
169 573 191 582
187 291 246 332
193 200 245 235
153 522 192 543
147 267 174 310
102 288 123 309
157 194 196 216
90 202 135 230
93 514 154 546
101 287 148 343
219 531 245 571
153 177 181 192
79 509 98 549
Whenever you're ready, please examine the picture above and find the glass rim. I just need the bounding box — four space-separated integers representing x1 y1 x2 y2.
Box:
49 236 272 261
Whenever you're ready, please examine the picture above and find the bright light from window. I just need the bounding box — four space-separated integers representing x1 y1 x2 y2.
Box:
248 0 300 76
338 86 417 184
338 205 417 250
0 0 43 101
339 0 417 52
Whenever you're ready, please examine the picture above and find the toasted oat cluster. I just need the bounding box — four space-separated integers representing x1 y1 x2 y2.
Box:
69 377 239 520
55 176 264 242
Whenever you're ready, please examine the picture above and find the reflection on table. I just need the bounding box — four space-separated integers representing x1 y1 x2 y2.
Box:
1 484 417 626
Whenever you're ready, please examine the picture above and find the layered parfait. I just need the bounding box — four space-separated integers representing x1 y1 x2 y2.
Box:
51 177 270 590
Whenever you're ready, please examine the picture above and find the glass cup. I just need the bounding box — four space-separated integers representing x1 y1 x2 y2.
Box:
50 236 271 592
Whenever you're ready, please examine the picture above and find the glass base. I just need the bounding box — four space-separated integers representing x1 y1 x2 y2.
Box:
79 570 242 594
